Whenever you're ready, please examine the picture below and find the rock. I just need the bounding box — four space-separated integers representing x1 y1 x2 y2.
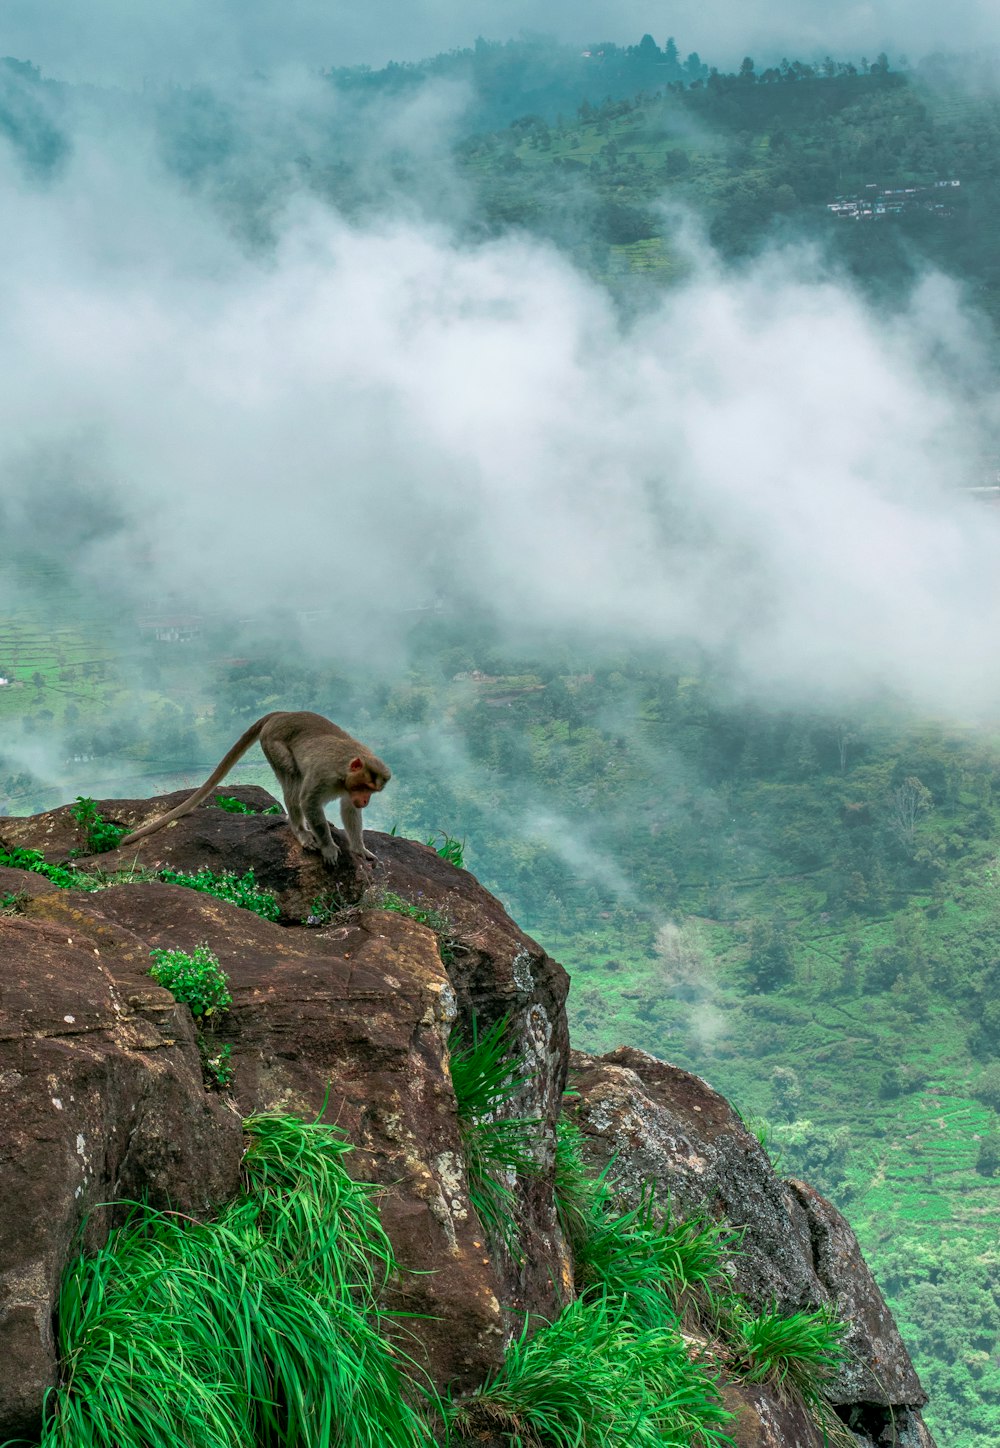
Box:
567 1045 934 1444
0 886 244 1437
0 799 572 1435
0 796 935 1446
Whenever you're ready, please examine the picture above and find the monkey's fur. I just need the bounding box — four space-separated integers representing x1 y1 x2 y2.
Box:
120 711 391 867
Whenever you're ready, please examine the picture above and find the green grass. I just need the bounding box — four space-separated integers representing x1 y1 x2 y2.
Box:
373 891 457 963
726 1302 847 1411
425 831 466 869
555 1117 732 1330
447 1295 735 1447
448 1016 542 1255
212 795 282 816
30 1112 431 1448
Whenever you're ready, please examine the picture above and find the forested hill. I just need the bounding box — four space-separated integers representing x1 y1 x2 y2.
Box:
456 53 1000 320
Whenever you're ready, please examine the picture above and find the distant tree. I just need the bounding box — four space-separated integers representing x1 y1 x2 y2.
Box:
975 1132 1000 1177
739 56 756 83
684 51 707 84
635 34 660 62
771 1066 801 1121
972 1064 1000 1113
745 915 795 991
664 36 680 69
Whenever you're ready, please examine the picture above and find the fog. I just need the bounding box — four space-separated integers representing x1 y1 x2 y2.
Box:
3 0 1000 85
2 64 1000 723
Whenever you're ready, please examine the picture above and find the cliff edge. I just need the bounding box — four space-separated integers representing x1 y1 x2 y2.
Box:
0 788 934 1447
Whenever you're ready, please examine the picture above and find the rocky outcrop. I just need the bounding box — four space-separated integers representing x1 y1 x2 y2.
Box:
566 1046 932 1446
0 791 934 1447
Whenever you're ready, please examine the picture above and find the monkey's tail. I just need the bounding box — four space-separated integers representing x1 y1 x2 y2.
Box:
119 714 279 846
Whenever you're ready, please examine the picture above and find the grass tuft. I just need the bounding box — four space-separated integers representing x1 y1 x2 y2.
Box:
449 1016 543 1256
555 1115 732 1330
69 797 127 855
447 1295 735 1447
34 1112 431 1448
727 1301 847 1407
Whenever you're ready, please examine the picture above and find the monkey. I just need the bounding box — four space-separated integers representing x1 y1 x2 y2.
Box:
120 711 390 867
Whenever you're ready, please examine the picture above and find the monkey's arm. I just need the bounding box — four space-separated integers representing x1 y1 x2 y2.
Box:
340 797 376 862
120 714 278 846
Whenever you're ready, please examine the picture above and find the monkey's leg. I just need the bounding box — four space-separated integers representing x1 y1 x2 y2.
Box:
340 797 376 862
263 739 318 849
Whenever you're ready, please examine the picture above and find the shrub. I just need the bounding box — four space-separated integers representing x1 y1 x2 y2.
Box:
69 797 126 855
213 795 282 816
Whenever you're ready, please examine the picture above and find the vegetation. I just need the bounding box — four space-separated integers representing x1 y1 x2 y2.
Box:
448 1295 734 1447
148 943 232 1021
28 1113 431 1448
727 1302 847 1409
448 1016 542 1255
69 797 126 855
157 866 280 921
212 794 282 815
425 831 466 869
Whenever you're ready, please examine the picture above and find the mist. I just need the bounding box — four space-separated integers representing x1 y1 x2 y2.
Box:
3 0 1000 86
2 65 1000 723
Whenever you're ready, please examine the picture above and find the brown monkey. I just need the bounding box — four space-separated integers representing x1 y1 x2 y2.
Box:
120 711 390 866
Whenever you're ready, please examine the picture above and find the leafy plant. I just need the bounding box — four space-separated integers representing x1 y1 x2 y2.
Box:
36 1112 431 1448
69 797 127 855
449 1015 542 1254
213 795 282 816
158 865 280 921
0 846 98 891
447 1295 734 1447
199 1039 234 1090
149 943 232 1020
0 889 27 914
425 831 465 869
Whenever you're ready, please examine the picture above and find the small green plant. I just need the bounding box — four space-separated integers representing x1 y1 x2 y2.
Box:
447 1295 734 1447
199 1038 234 1090
0 846 98 890
425 831 465 869
149 943 232 1020
728 1301 847 1409
158 865 280 921
449 1015 542 1254
0 889 27 914
70 796 127 855
213 794 283 816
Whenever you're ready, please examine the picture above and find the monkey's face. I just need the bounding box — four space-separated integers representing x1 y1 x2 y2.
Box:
346 757 389 810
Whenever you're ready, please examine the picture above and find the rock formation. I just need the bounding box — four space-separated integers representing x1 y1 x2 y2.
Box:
0 788 935 1446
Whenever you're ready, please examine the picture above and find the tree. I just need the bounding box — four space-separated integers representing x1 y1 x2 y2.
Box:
745 915 795 991
739 57 756 83
886 775 932 852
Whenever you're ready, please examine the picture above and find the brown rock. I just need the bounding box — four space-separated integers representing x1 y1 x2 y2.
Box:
567 1046 932 1434
0 800 572 1434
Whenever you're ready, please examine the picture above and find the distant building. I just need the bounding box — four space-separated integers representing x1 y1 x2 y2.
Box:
826 179 960 220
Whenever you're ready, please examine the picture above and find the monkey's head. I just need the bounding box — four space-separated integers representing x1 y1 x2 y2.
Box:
346 755 391 809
